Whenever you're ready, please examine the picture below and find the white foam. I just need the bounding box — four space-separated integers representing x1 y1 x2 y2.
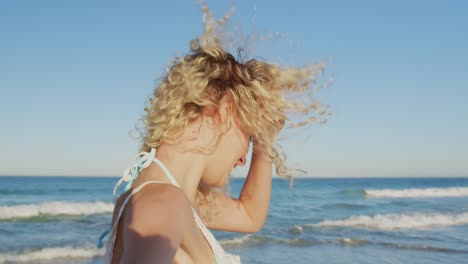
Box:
0 246 104 263
339 237 368 245
342 237 352 243
365 187 468 198
220 234 254 247
308 212 468 230
220 234 318 248
0 201 114 220
289 225 304 234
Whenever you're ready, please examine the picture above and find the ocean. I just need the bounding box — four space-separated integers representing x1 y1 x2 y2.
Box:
0 176 467 264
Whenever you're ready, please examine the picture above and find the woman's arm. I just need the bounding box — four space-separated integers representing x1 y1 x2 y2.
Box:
200 145 273 233
238 145 273 230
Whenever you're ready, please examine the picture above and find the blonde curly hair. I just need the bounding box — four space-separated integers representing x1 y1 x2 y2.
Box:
135 1 330 207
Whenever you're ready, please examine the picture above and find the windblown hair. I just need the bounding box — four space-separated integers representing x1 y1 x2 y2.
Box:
136 1 330 206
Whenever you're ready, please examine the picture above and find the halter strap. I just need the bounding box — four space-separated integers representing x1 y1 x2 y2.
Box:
152 157 180 187
111 148 182 201
112 148 157 201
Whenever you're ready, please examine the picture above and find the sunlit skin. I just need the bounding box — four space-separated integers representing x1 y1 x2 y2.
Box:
109 98 274 263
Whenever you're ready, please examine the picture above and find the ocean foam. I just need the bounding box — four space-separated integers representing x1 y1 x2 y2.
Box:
219 234 267 247
365 187 468 198
0 201 114 220
220 234 319 248
336 238 468 253
308 212 468 230
0 247 104 263
288 225 304 235
338 237 368 246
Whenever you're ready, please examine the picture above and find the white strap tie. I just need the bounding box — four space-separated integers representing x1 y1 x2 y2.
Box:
112 148 156 201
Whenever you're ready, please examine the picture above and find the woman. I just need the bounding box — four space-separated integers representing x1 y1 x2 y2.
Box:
98 2 328 264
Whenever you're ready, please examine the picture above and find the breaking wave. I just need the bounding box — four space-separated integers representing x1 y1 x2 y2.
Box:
220 234 468 253
0 246 104 263
0 201 114 220
0 188 84 195
308 212 468 230
337 237 468 253
365 187 468 198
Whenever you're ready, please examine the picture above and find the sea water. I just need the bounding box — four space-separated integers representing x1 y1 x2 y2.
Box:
0 176 467 264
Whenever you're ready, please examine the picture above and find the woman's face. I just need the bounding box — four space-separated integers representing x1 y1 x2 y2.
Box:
202 113 251 187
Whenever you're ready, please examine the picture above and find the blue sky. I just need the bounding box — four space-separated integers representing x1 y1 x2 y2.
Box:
1 0 467 177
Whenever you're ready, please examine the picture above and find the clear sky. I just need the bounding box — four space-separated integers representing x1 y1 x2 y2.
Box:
1 0 467 177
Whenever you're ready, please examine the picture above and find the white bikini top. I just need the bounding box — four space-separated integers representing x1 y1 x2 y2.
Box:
98 148 241 264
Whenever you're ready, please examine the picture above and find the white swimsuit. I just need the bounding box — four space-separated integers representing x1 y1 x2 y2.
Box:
98 148 241 264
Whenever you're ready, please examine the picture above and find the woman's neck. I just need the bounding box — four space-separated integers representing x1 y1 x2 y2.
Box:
142 115 216 204
151 143 207 204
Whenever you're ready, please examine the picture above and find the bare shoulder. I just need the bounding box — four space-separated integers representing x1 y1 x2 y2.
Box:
121 183 192 263
124 183 192 233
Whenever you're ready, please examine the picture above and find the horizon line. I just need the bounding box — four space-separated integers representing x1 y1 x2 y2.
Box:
1 175 467 178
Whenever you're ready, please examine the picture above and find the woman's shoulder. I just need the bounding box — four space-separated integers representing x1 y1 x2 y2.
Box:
117 183 193 262
125 182 192 221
